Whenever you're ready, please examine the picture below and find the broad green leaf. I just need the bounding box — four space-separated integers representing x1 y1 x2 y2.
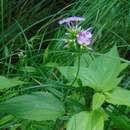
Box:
78 67 98 90
90 45 120 76
67 111 89 130
79 46 127 92
67 110 104 130
0 76 25 90
89 110 104 130
79 67 118 91
88 46 120 91
0 92 65 121
92 93 105 110
74 53 93 68
105 87 130 106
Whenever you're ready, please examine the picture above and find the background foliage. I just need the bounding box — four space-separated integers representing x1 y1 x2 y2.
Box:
0 0 130 130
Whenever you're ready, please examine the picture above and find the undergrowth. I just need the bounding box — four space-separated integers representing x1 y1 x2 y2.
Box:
0 0 130 130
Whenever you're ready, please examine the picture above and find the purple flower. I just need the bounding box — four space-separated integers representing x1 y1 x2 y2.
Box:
59 16 85 25
77 30 92 45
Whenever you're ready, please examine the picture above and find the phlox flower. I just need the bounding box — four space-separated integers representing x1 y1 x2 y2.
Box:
77 29 92 45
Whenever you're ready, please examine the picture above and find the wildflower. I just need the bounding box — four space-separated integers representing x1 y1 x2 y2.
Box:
77 30 92 45
59 16 85 25
58 16 93 48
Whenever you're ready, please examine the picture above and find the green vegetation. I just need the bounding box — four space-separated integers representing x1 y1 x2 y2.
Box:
0 0 130 130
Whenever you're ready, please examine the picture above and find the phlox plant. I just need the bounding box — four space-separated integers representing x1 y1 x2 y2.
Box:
57 16 130 130
0 16 130 130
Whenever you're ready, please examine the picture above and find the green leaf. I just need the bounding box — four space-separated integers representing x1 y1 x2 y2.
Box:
57 66 76 82
0 76 25 90
105 87 130 106
79 46 125 92
67 110 104 130
92 93 105 110
0 92 65 121
74 53 93 68
89 110 104 130
67 111 89 130
89 46 120 91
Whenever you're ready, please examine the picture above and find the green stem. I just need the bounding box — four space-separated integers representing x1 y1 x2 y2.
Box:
70 48 81 87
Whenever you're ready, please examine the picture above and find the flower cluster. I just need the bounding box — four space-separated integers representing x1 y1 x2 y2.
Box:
59 16 92 48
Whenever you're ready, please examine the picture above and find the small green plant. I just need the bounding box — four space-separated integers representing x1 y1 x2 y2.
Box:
58 45 130 130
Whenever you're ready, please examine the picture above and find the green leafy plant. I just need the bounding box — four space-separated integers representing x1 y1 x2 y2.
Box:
0 0 129 129
58 46 129 130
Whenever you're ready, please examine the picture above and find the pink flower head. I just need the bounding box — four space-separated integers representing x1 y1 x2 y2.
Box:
59 16 85 25
77 29 92 45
